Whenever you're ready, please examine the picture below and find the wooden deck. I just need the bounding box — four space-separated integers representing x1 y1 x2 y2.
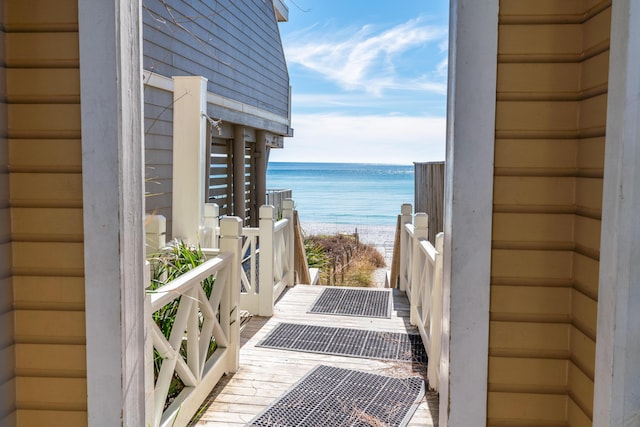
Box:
191 285 439 426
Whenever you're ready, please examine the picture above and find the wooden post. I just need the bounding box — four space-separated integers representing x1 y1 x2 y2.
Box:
201 203 219 249
293 210 311 284
255 130 267 225
282 199 295 287
399 204 413 292
233 125 246 223
258 205 275 316
145 214 166 256
410 213 428 325
415 162 445 244
143 261 155 427
171 76 208 244
219 216 242 373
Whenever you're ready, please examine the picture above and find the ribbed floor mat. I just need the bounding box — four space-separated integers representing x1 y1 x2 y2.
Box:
248 365 425 427
308 287 392 318
256 323 427 364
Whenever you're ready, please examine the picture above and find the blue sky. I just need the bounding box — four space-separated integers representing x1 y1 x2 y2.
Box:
270 0 450 165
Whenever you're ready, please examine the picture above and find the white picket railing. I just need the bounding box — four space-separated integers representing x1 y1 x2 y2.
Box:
398 205 445 391
144 217 243 427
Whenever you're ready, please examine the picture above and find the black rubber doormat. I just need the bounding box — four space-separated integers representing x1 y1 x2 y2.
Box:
308 287 392 318
256 323 427 364
247 365 425 427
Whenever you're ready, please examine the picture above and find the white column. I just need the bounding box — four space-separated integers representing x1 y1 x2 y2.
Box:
593 0 640 424
171 76 208 244
410 213 428 325
399 203 412 292
219 217 242 373
79 0 145 425
258 205 275 316
442 0 498 426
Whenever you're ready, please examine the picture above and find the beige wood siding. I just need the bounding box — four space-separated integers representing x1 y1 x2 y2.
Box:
0 5 16 424
5 1 87 425
490 1 610 426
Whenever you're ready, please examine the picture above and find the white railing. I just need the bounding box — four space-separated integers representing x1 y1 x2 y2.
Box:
144 217 243 427
398 205 444 391
242 199 295 316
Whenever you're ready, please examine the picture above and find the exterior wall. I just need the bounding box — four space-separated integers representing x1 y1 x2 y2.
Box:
4 1 87 425
143 0 290 121
0 4 16 425
145 85 174 235
489 1 610 425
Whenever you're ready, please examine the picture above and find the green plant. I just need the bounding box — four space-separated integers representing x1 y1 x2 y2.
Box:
148 240 216 407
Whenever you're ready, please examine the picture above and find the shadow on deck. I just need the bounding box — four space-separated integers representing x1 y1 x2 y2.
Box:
191 285 439 426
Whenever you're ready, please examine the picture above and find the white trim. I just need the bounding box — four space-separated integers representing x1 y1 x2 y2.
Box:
441 0 498 426
143 70 291 127
594 0 640 425
80 0 145 425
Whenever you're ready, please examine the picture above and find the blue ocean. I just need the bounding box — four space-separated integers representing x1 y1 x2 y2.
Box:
266 162 414 227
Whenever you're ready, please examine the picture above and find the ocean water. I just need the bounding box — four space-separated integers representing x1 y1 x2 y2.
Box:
266 162 414 228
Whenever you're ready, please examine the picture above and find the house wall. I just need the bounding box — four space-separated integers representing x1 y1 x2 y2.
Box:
0 3 16 425
145 85 174 235
4 1 87 425
489 1 610 426
142 0 290 120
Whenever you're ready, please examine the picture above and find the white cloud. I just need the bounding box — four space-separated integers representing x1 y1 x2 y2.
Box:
269 113 446 164
285 18 448 96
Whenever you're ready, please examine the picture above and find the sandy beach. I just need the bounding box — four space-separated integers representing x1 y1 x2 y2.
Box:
299 221 397 268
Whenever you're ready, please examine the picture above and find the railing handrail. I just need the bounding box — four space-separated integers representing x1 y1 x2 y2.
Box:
398 204 444 393
150 253 232 310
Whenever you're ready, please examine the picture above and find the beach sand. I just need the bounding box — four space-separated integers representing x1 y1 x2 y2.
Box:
299 221 397 269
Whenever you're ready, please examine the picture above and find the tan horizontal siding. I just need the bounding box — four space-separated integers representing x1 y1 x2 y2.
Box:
16 410 86 427
491 1 609 425
488 357 568 393
10 173 82 208
5 33 79 68
15 344 86 378
9 140 82 173
8 104 81 138
16 377 86 411
6 1 87 424
11 208 83 243
13 277 84 311
5 0 78 32
6 69 80 104
14 310 85 345
488 392 568 425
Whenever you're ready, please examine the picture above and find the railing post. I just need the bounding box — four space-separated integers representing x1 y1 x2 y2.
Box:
283 199 295 287
399 204 413 292
429 232 445 390
410 213 429 326
145 214 166 256
143 261 156 427
200 203 219 249
259 205 275 316
219 216 242 373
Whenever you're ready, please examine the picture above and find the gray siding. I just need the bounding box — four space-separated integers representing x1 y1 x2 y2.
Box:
0 7 16 422
144 86 174 237
143 0 290 120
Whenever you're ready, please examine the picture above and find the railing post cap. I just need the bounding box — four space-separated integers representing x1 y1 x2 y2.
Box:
401 204 413 215
145 214 166 232
283 199 294 209
260 204 275 219
414 213 428 228
220 216 242 236
204 203 219 216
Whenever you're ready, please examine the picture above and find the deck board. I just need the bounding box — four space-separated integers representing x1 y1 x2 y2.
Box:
191 285 439 426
